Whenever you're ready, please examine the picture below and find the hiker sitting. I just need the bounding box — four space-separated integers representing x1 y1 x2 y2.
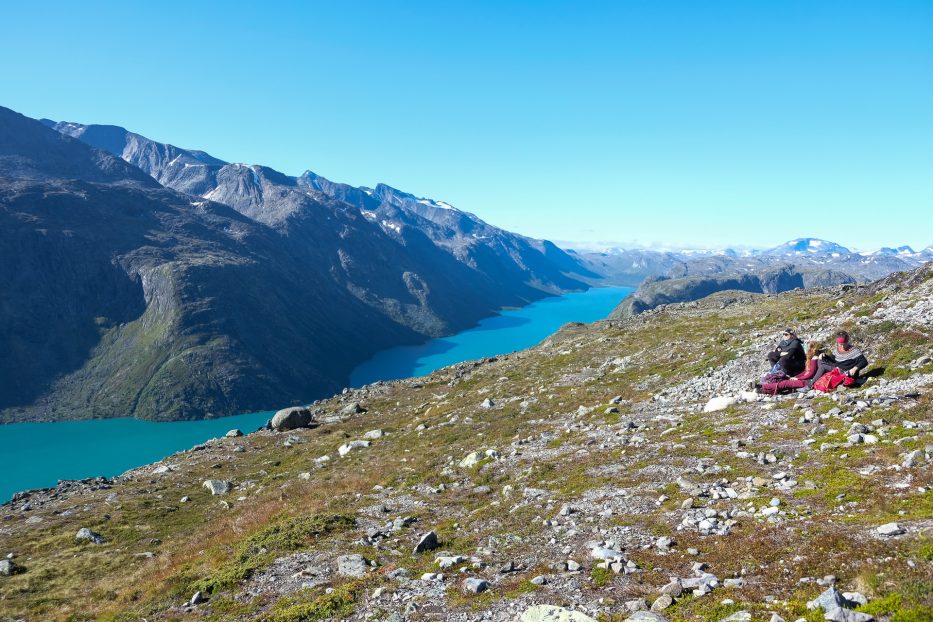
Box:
765 328 806 377
808 330 868 388
758 343 821 395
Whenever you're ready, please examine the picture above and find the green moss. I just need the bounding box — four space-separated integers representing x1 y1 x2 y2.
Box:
590 566 613 587
190 513 355 595
265 581 365 622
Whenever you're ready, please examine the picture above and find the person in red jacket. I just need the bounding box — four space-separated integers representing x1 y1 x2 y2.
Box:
807 330 869 388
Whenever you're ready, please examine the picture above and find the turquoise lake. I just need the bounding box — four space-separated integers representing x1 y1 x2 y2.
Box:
0 286 631 502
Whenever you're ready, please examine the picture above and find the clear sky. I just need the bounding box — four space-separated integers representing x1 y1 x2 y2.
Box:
2 1 931 250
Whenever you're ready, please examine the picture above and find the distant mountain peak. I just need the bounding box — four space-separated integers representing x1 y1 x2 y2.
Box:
764 238 851 256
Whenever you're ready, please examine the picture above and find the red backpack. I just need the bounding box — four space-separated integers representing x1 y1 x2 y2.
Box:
813 368 856 392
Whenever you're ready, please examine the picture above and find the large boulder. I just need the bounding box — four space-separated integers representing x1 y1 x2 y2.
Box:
270 406 317 431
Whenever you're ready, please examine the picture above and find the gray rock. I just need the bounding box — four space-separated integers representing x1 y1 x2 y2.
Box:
661 580 683 597
721 613 751 622
824 607 874 622
876 522 905 536
462 577 489 593
519 605 598 622
342 402 367 415
436 555 467 569
0 559 25 576
363 429 384 440
590 547 624 561
807 586 854 611
189 591 206 605
75 527 105 544
413 531 439 554
651 594 674 611
625 599 649 612
225 429 243 438
338 440 370 456
270 406 317 431
202 479 231 496
336 554 369 577
530 575 548 585
842 592 868 606
625 612 669 622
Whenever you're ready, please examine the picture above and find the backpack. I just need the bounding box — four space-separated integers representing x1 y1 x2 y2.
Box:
762 370 788 384
813 368 856 393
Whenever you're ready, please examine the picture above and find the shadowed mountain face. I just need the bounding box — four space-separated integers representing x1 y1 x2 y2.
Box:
1 107 593 422
47 118 593 330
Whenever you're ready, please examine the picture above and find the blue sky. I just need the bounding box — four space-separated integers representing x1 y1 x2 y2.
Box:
2 1 931 250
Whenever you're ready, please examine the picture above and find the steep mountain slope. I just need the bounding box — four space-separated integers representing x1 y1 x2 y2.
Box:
46 119 591 306
2 106 593 422
0 107 434 422
1 264 930 621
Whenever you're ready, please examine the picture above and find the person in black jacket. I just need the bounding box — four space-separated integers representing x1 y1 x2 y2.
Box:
767 328 806 376
807 329 869 388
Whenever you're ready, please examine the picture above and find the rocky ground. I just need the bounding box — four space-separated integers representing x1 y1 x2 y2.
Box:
1 265 931 622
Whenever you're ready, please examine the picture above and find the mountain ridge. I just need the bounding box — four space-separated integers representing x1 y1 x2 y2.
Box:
2 106 590 423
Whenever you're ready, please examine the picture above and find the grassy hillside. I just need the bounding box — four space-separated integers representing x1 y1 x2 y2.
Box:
1 265 931 622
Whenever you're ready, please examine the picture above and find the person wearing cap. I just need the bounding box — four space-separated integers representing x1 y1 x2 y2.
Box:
767 328 806 376
807 330 869 388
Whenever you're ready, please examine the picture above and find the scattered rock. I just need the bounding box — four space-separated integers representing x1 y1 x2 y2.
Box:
75 528 105 544
824 607 874 622
651 594 674 611
808 586 856 611
519 605 598 622
338 440 370 456
202 480 231 496
704 396 737 413
876 522 905 537
462 577 489 593
336 554 369 577
0 559 25 576
413 531 439 554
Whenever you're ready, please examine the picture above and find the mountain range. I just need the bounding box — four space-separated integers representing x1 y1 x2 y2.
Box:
1 104 928 422
1 106 596 422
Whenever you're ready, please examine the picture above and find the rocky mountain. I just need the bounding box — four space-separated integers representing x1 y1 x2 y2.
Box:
2 263 931 621
763 237 852 256
45 119 594 301
1 106 591 422
596 236 930 318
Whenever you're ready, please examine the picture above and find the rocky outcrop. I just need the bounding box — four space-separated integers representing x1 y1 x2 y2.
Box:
610 265 856 318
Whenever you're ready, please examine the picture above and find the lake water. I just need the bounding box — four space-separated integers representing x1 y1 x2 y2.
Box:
0 286 631 502
350 286 632 386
